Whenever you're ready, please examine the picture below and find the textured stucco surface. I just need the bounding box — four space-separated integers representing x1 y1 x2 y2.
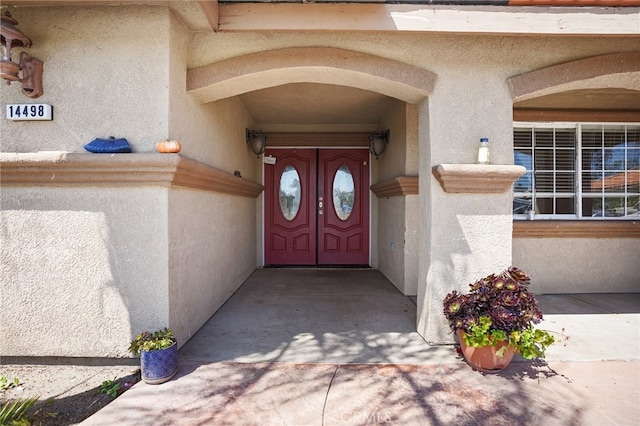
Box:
1 187 169 357
404 195 419 296
0 6 262 358
375 100 420 296
513 238 640 294
168 188 258 346
166 11 260 179
417 64 518 343
0 6 172 153
376 99 406 290
377 196 406 293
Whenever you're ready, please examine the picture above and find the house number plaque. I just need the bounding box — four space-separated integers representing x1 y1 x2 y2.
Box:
6 104 53 121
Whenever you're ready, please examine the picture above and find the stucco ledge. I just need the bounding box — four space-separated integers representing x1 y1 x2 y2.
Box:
0 152 264 198
433 164 526 194
371 176 419 198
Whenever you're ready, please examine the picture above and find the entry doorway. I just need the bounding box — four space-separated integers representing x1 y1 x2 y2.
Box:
264 148 370 266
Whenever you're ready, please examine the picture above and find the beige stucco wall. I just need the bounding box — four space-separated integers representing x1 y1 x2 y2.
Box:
0 6 173 153
168 188 257 344
165 13 260 345
513 238 640 294
1 186 169 357
418 68 517 343
0 6 262 358
166 11 260 178
378 196 422 295
376 101 420 295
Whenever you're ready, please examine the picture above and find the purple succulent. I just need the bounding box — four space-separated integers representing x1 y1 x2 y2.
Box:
442 267 545 335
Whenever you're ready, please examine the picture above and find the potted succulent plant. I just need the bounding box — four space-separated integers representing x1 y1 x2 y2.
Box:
442 266 555 372
129 328 178 384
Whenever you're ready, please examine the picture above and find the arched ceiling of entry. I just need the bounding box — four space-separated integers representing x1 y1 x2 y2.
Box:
187 47 436 127
238 83 400 125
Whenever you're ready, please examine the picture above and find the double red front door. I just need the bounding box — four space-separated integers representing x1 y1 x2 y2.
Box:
264 148 370 266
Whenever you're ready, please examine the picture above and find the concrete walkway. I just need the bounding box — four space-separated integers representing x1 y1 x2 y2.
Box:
82 269 640 425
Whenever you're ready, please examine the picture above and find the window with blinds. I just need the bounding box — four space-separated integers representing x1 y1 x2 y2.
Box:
513 123 640 219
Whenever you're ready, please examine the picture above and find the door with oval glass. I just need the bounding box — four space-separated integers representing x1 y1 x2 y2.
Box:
264 148 369 266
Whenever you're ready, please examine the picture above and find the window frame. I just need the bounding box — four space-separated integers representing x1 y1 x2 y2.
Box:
513 121 640 221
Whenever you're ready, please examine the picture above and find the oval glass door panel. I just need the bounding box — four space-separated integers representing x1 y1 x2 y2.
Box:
279 165 302 221
333 165 355 221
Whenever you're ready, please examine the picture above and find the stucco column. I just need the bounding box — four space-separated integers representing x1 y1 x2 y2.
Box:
416 72 516 344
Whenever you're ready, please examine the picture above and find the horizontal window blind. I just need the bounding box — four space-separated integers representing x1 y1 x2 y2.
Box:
513 123 640 219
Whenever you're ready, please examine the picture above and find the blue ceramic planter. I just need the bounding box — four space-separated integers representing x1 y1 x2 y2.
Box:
140 342 178 384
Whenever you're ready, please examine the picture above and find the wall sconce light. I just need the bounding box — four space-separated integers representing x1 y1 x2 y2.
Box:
246 128 267 157
369 129 390 159
1 12 44 98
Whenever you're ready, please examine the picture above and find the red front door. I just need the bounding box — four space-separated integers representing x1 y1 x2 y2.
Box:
264 148 370 266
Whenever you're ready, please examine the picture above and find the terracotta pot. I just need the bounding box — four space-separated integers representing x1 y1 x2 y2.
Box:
456 329 516 373
156 139 181 153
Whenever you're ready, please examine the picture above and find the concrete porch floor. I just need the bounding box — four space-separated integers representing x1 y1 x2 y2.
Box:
178 268 448 365
83 269 640 425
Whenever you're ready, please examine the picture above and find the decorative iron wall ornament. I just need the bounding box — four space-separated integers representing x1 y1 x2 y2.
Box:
0 12 44 98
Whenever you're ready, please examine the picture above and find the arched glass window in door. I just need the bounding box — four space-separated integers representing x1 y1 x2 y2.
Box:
279 165 301 221
333 165 355 220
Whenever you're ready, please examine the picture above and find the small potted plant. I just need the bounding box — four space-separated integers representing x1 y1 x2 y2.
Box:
442 266 555 372
129 328 178 384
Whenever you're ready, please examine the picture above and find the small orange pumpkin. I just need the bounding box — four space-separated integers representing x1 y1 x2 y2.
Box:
156 139 181 153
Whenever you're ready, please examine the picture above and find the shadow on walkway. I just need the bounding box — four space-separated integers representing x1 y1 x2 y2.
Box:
82 269 640 425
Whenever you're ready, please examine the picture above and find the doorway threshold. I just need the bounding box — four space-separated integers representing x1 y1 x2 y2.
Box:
262 265 372 270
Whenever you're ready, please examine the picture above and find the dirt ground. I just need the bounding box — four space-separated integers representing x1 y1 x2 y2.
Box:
0 364 140 426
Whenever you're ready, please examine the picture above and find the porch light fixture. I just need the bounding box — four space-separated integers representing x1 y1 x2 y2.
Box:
0 12 44 98
369 129 390 159
246 128 267 157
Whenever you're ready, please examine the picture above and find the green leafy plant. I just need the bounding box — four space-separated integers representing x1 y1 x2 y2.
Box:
98 375 137 399
128 328 175 356
443 266 556 360
100 378 121 398
0 397 39 426
0 376 21 392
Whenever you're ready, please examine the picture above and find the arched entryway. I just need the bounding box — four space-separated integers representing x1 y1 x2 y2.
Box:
187 47 436 104
187 46 435 280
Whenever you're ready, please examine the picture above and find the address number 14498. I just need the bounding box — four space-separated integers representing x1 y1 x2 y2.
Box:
6 104 53 121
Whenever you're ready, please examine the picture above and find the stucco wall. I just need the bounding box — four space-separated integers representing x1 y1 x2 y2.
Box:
168 188 258 345
378 100 408 181
166 12 260 179
376 100 420 295
376 195 419 296
404 194 419 296
164 12 261 345
190 31 640 82
0 6 263 358
419 65 517 342
0 6 172 153
378 196 406 291
377 100 406 289
513 238 640 294
1 186 169 358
